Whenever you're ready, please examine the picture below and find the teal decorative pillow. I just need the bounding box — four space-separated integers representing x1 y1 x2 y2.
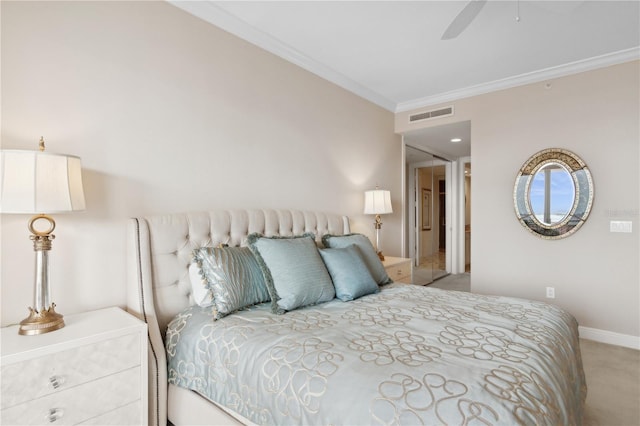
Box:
189 243 232 308
322 233 392 285
319 244 379 301
248 233 335 314
192 246 270 319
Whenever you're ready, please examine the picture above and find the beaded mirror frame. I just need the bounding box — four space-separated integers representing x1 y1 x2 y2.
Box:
514 148 594 239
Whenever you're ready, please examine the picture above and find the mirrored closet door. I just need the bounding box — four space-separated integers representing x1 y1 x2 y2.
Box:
406 146 450 284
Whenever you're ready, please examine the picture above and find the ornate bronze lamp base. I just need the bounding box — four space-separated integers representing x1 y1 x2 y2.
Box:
18 213 65 335
374 214 385 261
19 304 65 335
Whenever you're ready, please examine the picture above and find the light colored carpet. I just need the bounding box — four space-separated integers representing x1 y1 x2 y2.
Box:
581 339 640 426
424 273 640 425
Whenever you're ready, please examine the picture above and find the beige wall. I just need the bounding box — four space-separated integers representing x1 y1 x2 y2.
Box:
397 61 640 339
1 1 402 326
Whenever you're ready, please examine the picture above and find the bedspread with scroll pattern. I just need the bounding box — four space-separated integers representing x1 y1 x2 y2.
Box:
166 284 586 425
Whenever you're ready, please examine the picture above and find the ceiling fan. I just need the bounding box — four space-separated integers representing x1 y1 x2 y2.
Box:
441 0 488 40
442 0 541 40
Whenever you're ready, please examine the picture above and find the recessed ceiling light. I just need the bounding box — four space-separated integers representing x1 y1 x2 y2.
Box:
450 138 462 143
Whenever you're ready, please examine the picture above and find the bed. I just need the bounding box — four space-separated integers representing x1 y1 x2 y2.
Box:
127 209 586 426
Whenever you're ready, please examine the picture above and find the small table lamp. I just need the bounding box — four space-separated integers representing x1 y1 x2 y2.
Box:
364 188 392 261
0 137 86 335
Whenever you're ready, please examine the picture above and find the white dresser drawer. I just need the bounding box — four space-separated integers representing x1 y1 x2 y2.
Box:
79 401 141 425
1 332 140 409
0 366 141 425
1 308 148 426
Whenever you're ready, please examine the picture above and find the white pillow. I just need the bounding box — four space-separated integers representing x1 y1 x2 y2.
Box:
189 262 214 307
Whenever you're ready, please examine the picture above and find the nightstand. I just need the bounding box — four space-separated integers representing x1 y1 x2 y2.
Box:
1 307 147 425
382 256 413 284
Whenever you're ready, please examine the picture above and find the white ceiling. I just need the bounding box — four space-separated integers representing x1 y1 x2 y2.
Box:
405 120 471 160
170 0 639 158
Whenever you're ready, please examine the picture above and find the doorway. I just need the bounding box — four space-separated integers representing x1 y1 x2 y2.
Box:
407 148 451 284
402 120 471 282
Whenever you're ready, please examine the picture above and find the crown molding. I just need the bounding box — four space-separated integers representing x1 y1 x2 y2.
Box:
169 0 638 116
396 47 640 113
169 0 396 112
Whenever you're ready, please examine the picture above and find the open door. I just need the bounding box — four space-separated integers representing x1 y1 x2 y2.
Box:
464 161 471 272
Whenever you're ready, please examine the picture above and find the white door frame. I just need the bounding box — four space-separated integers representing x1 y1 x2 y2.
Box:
457 156 471 272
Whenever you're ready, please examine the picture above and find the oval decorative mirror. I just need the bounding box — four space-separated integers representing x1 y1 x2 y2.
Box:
514 148 593 239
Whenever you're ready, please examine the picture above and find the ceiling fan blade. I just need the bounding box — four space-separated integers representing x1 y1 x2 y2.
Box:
441 0 488 40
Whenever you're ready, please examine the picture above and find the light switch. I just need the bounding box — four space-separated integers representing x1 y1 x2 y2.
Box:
610 221 633 233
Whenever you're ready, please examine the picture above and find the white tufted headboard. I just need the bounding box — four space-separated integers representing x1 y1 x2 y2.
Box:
127 209 350 426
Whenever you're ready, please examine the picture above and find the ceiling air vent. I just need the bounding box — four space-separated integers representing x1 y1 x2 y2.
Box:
409 106 454 123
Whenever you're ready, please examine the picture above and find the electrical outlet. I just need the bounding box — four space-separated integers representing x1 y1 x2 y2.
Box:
610 221 633 233
546 287 555 299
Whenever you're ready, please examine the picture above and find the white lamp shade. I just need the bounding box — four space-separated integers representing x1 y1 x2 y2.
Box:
364 189 392 215
0 150 86 214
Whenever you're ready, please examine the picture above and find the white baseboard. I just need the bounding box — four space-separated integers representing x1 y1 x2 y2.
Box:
579 326 640 350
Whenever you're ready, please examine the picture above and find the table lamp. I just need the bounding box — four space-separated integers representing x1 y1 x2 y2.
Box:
0 137 86 335
364 188 392 261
